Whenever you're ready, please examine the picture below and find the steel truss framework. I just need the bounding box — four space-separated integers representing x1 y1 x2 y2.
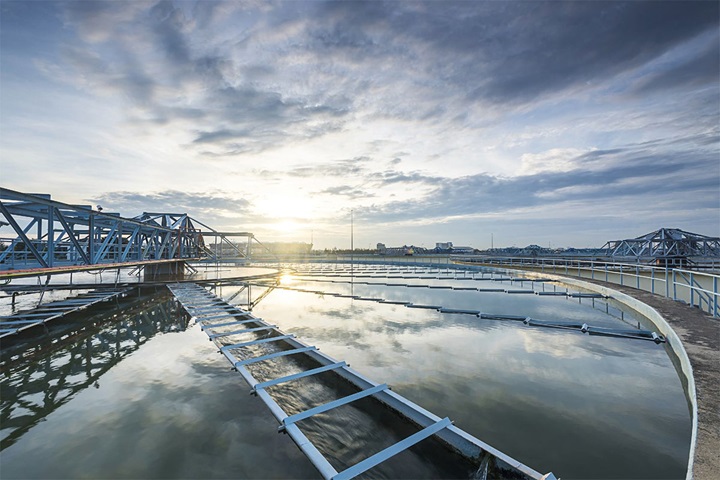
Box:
603 228 720 259
0 188 256 272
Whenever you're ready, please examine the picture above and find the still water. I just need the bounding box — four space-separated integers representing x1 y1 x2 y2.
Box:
1 263 691 479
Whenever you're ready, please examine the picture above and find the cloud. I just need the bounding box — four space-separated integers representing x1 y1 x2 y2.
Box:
355 142 719 225
394 1 720 104
519 148 594 175
2 1 717 247
280 157 373 178
631 32 720 94
89 191 252 220
44 0 720 149
318 185 374 200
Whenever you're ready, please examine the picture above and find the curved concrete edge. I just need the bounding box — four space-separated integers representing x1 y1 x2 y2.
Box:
501 268 698 480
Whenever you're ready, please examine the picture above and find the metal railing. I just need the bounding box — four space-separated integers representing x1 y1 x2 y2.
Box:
453 256 720 318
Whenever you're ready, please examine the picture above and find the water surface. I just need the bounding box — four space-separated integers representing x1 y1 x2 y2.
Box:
1 263 691 479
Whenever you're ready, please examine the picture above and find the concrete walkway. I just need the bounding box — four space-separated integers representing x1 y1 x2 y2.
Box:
567 278 719 480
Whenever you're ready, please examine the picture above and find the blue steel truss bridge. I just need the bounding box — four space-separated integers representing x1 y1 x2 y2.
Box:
0 188 259 279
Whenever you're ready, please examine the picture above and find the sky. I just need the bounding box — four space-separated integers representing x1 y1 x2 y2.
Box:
1 0 718 250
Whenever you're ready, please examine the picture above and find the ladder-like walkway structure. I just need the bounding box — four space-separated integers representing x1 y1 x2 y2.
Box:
169 283 556 480
0 288 132 339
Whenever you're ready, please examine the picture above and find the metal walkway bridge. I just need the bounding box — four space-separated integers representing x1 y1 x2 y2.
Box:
0 287 132 339
169 282 557 480
0 188 258 279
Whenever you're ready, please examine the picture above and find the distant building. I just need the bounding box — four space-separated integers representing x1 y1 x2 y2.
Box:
376 241 476 256
376 243 427 255
450 246 475 254
435 242 474 254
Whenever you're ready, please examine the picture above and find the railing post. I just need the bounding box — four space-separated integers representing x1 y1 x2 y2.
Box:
636 264 640 289
690 272 695 308
714 275 718 318
650 267 655 295
673 269 677 301
620 265 624 286
47 206 54 267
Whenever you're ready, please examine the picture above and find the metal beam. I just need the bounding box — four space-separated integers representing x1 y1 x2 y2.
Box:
0 202 48 268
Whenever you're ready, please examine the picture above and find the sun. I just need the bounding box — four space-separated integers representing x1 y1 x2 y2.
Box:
255 190 314 220
271 220 303 234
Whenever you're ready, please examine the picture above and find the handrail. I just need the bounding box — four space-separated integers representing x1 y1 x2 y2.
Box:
452 255 720 318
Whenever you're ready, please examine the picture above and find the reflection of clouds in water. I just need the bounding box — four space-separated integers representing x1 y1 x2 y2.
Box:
518 328 601 360
2 314 317 479
250 267 690 478
278 301 682 419
299 277 637 331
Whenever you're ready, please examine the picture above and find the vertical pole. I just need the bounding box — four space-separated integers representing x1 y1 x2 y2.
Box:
651 267 655 294
88 213 95 265
350 209 354 287
714 275 718 317
690 272 695 308
117 221 123 263
665 267 669 299
47 206 54 267
37 214 42 247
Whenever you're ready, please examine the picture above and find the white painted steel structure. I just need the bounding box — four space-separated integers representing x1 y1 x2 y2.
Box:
603 228 720 259
168 283 557 480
